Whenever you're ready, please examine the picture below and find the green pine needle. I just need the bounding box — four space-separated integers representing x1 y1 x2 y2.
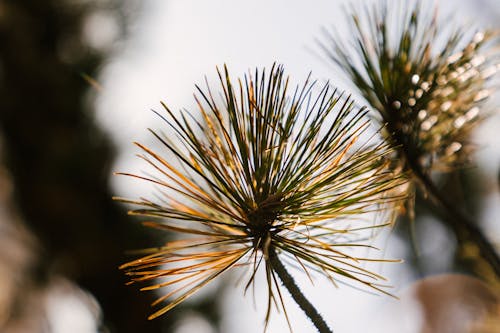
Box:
117 64 406 328
319 1 499 175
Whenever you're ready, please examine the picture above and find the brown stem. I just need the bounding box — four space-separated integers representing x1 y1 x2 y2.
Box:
268 248 333 333
411 165 500 277
387 121 500 277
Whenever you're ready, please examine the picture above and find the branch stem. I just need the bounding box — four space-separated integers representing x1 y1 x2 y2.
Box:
411 165 500 277
388 123 500 277
268 248 333 333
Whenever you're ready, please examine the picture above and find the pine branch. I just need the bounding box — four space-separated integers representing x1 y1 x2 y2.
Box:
269 248 333 333
410 160 500 277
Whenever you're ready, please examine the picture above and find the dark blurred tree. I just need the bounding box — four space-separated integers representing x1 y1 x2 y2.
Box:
0 0 180 331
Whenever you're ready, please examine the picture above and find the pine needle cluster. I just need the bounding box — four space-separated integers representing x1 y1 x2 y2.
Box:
117 65 404 328
320 1 498 179
319 0 500 281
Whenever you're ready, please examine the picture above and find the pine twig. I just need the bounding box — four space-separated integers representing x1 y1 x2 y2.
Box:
269 248 333 333
410 163 500 277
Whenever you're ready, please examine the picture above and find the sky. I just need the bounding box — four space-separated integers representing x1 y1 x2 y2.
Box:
92 0 500 332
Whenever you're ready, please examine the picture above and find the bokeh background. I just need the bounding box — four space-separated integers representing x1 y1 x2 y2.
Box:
0 0 499 332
